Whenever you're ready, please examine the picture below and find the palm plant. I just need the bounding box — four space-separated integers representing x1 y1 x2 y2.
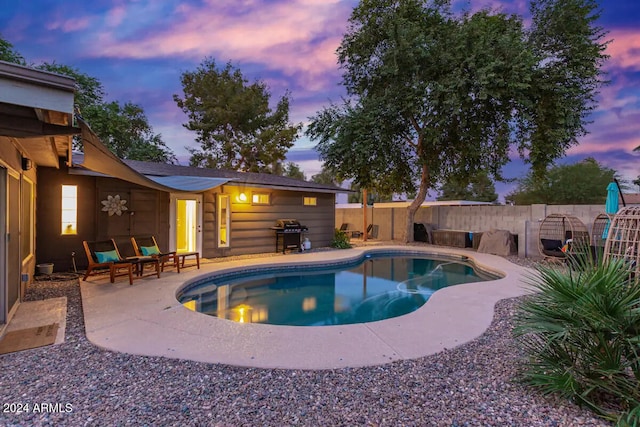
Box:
514 248 640 422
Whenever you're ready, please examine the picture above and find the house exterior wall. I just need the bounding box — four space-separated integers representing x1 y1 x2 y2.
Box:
94 177 170 258
37 166 338 269
0 60 78 330
204 185 335 258
37 165 170 271
37 165 97 272
0 135 39 324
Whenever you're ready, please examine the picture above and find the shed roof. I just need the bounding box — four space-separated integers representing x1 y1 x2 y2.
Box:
121 159 347 194
73 118 347 194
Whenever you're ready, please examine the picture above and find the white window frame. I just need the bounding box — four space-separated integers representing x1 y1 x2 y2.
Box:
218 194 230 248
61 184 78 235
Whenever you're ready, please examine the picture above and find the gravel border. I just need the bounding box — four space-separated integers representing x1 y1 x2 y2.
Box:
0 251 611 426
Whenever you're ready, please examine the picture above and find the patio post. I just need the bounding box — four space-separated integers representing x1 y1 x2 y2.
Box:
363 188 368 242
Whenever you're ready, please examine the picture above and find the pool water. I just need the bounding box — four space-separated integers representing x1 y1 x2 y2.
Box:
178 253 494 326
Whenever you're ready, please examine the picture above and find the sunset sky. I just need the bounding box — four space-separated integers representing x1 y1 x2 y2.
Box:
1 0 639 200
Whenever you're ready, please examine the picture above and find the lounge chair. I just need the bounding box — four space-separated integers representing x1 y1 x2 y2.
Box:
339 223 362 238
367 224 379 239
82 239 160 285
132 236 200 270
131 236 180 273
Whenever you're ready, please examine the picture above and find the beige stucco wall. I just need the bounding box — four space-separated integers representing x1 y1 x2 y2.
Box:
337 203 609 258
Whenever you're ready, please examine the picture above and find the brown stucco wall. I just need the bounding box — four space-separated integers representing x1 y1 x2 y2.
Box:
36 165 98 272
37 166 338 268
37 165 170 272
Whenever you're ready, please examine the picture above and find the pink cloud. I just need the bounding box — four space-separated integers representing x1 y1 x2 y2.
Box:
47 16 91 32
105 6 127 27
568 107 640 157
88 1 351 93
606 29 640 71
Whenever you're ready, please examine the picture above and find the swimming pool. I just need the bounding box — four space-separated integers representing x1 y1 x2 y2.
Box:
178 252 497 326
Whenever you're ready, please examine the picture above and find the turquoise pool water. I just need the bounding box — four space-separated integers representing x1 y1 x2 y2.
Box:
178 253 495 326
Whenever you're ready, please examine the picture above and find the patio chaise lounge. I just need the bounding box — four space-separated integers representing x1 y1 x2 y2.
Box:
82 239 160 285
131 235 200 271
339 223 363 238
131 236 180 273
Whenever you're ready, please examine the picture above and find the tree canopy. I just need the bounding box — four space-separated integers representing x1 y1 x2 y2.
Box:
506 157 618 204
0 35 25 65
273 161 306 180
39 62 176 163
347 182 393 204
82 101 177 163
0 38 175 163
38 62 105 114
174 58 302 173
311 164 341 186
307 0 608 241
437 172 498 203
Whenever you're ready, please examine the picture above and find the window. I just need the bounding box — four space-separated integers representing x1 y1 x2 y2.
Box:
252 193 270 205
303 196 317 206
218 194 230 248
61 185 77 235
21 177 33 260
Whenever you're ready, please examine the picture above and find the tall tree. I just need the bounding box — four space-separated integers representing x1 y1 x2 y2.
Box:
311 164 341 186
174 59 302 173
520 0 610 180
0 35 25 65
273 161 305 180
83 101 177 163
438 172 498 203
38 62 105 114
37 63 175 163
506 157 618 204
307 0 608 241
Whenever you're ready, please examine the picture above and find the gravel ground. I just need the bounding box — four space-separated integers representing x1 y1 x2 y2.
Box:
0 250 611 426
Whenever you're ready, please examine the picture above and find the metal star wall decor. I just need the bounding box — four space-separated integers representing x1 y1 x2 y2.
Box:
101 194 128 216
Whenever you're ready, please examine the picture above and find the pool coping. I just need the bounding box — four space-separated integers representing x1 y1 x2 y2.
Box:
80 245 533 370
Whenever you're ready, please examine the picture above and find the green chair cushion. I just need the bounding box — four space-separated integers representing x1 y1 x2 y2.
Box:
95 250 119 263
141 245 160 256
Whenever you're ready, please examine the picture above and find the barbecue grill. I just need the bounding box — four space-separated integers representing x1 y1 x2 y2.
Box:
271 219 308 253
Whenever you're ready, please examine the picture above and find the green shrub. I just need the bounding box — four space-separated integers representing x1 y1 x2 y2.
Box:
330 228 352 249
514 250 640 422
618 406 640 427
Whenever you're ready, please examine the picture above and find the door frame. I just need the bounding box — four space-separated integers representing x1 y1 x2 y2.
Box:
1 166 21 327
169 193 202 254
0 166 6 325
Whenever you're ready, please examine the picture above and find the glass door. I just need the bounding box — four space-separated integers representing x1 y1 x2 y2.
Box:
170 194 202 254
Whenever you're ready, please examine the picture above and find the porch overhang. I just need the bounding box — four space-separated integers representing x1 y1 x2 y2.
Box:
77 118 229 192
0 61 77 168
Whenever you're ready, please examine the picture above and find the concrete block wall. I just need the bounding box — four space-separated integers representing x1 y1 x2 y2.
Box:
336 206 373 236
336 203 607 258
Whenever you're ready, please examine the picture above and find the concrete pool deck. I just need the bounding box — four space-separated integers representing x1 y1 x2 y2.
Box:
80 245 534 370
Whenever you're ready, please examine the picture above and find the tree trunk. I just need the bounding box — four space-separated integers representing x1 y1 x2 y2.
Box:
404 164 430 243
